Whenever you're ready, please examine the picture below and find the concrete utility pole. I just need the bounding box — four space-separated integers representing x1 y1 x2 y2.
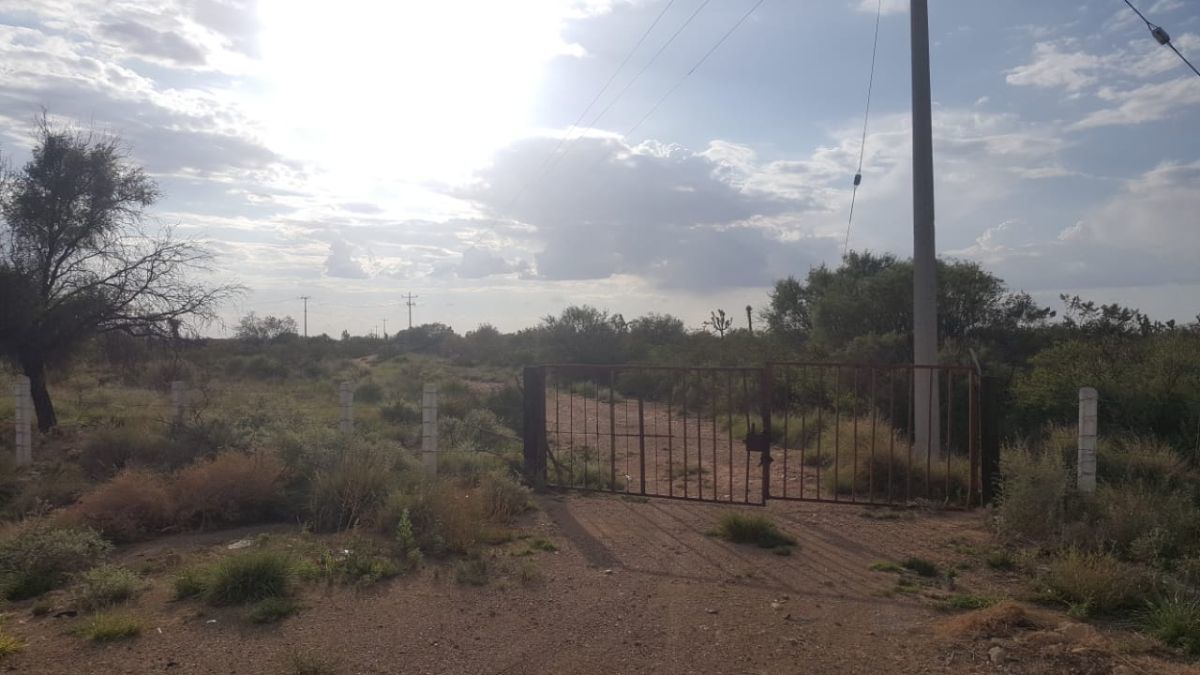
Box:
911 0 940 457
381 318 388 340
403 293 419 329
298 296 311 338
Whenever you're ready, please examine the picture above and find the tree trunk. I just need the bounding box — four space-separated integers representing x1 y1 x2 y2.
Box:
21 355 57 432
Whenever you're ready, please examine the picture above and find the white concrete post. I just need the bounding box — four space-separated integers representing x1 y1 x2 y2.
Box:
339 381 354 434
170 380 188 424
1078 387 1098 494
13 375 32 467
421 383 438 475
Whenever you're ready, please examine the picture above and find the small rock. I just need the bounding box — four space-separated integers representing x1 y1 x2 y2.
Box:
226 538 254 550
52 610 77 619
205 619 217 625
769 601 783 611
988 646 1007 664
603 569 614 575
705 608 718 615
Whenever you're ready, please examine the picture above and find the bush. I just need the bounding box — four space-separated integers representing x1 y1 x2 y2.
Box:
1039 549 1152 617
76 565 141 609
173 452 285 528
377 482 484 556
1143 594 1200 655
313 541 400 587
380 400 421 426
1096 485 1200 564
478 471 530 522
454 557 490 586
200 550 294 606
76 612 141 642
994 448 1070 544
247 596 301 624
3 462 90 519
78 428 166 479
68 469 174 543
307 445 397 532
0 524 111 600
0 629 24 657
901 557 939 578
711 512 795 549
355 381 384 404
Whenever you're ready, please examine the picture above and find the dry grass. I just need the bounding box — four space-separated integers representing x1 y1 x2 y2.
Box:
67 469 173 543
1039 549 1153 617
76 612 142 642
936 601 1046 639
172 451 284 528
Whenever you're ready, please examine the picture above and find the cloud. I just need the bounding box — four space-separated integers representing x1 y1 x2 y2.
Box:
456 247 529 279
854 0 906 16
98 19 208 65
949 162 1200 290
1075 76 1200 129
323 239 369 279
1006 41 1104 92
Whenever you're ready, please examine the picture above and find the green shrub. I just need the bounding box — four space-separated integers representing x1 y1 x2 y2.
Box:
711 512 796 549
1040 549 1152 617
173 567 209 600
0 630 25 657
479 471 530 522
355 381 385 404
307 444 398 532
247 596 301 624
313 540 400 587
985 549 1017 571
76 612 141 642
994 447 1070 543
944 594 996 610
285 649 336 675
1097 485 1200 564
4 463 90 518
76 565 141 609
454 557 490 586
379 400 421 426
78 428 166 479
901 557 939 578
377 483 484 556
1143 594 1200 655
0 524 111 600
201 550 294 606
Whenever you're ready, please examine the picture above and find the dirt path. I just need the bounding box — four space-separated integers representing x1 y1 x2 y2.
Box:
4 497 1191 674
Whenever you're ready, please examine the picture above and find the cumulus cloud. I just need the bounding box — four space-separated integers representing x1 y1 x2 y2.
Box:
98 18 208 65
323 239 370 279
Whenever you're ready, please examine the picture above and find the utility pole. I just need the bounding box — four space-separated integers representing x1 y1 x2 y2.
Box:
403 292 419 329
298 296 311 338
381 318 388 340
911 0 940 458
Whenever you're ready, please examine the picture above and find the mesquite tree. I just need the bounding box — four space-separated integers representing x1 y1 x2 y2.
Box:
0 117 238 431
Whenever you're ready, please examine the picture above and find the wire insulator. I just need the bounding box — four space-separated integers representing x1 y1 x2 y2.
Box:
1151 26 1171 45
853 173 862 187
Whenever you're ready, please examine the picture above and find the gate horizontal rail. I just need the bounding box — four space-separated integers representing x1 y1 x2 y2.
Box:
523 363 997 509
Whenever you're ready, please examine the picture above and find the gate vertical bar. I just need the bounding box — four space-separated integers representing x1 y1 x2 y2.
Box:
522 366 547 489
760 365 773 505
609 370 617 491
637 395 647 495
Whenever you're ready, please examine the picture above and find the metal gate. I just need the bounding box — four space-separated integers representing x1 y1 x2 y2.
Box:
523 363 999 508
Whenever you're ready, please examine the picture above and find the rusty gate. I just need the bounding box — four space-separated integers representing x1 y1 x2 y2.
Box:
523 363 1000 508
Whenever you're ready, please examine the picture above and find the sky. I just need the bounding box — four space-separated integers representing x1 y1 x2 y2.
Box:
0 0 1198 337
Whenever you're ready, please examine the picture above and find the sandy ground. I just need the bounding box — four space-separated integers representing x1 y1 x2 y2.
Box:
3 496 1195 675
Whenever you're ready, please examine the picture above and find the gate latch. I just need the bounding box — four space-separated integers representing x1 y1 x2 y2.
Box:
744 424 770 453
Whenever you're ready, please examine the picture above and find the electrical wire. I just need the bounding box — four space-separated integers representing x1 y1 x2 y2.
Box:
505 0 707 215
1121 0 1200 79
623 0 767 140
843 0 883 257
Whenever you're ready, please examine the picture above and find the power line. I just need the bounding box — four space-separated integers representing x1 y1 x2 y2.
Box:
531 0 716 183
504 0 681 216
844 0 884 256
623 0 767 141
1121 0 1200 79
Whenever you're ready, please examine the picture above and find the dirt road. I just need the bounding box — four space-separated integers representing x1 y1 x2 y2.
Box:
5 496 1190 674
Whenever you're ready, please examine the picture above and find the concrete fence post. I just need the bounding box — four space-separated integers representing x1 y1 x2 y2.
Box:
13 376 32 467
170 380 188 424
1078 387 1098 493
422 383 438 475
339 381 354 434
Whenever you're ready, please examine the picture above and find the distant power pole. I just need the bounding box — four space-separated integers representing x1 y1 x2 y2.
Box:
298 296 312 338
403 293 419 329
381 318 388 340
